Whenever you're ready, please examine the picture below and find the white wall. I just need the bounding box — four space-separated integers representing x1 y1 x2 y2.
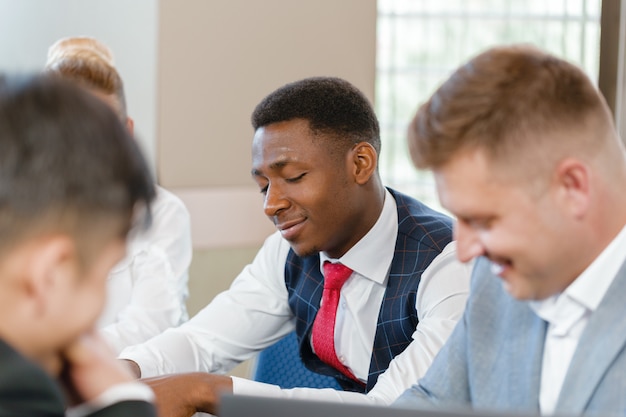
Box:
0 0 159 172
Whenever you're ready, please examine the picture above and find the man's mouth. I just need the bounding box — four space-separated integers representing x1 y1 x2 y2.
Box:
490 260 510 277
276 218 306 240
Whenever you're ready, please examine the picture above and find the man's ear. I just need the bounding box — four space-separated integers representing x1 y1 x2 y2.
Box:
553 158 591 219
350 142 378 185
23 236 77 316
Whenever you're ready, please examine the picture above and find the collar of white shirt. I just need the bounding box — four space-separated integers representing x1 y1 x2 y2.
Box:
319 189 398 285
530 224 626 331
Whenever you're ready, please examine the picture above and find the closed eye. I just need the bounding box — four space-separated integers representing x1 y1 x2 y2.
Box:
286 173 306 183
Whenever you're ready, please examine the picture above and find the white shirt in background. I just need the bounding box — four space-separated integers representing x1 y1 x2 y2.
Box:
99 185 192 354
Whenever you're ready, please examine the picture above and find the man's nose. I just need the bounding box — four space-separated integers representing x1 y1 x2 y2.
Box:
263 183 289 218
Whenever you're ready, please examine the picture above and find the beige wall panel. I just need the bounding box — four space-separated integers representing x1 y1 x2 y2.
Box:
186 246 261 316
187 246 264 381
172 187 275 250
157 0 377 188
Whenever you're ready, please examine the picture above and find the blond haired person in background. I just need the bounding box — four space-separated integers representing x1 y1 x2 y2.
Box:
45 36 192 354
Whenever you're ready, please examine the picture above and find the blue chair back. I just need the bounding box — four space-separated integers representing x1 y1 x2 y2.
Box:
252 331 342 389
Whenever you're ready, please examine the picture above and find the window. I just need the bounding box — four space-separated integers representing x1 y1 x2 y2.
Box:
376 0 602 210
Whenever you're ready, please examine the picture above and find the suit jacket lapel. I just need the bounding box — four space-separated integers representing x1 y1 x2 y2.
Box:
509 306 545 408
555 260 626 413
470 259 545 409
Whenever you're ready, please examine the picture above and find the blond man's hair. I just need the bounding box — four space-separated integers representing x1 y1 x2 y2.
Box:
45 36 127 119
408 44 618 178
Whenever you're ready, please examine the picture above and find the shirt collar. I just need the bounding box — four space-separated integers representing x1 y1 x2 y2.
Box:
568 224 626 310
530 224 626 331
320 189 398 284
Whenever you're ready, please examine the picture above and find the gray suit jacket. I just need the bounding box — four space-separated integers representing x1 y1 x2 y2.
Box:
395 256 626 416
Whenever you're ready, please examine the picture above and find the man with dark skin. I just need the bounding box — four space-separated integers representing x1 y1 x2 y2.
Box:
121 77 470 416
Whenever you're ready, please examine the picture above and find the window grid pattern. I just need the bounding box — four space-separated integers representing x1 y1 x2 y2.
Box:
376 0 601 210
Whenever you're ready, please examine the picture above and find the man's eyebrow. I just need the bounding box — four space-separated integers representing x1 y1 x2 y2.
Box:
269 159 289 170
251 159 293 176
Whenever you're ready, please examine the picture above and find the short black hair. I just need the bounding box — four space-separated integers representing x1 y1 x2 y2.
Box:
251 76 381 154
0 74 154 255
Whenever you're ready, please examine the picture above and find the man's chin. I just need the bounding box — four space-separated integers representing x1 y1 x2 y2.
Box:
501 278 528 300
501 279 546 301
289 242 320 258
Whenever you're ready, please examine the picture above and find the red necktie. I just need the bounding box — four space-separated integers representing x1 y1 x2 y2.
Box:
311 261 361 383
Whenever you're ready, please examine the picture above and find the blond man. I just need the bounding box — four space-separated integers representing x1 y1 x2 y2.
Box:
395 45 626 415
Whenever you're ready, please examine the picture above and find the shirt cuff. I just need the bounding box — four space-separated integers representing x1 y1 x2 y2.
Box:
66 382 155 417
118 348 160 378
232 376 284 397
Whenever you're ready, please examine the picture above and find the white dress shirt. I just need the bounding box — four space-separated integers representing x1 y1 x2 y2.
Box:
99 186 192 354
529 224 626 415
120 189 471 405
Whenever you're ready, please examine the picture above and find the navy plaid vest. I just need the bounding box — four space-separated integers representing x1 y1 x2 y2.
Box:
284 188 453 393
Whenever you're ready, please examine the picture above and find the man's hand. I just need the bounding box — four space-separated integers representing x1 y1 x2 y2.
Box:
141 373 233 417
60 331 136 405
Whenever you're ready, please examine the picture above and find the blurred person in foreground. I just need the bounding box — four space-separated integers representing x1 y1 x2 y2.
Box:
0 74 156 416
394 44 626 415
45 36 192 354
